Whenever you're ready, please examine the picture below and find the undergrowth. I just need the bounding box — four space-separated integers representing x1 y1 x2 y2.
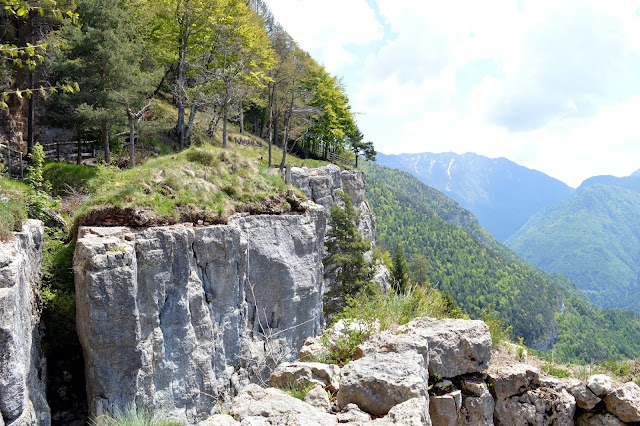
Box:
90 405 184 426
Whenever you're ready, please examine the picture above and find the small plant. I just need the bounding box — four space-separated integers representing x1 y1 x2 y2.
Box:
109 244 127 252
90 404 184 426
278 381 314 401
481 310 513 348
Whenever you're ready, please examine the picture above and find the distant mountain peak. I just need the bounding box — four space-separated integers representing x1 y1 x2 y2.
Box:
376 152 574 242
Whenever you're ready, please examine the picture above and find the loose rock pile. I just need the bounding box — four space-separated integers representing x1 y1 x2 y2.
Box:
200 317 640 426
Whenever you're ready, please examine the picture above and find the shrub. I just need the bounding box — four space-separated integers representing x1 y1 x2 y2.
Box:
481 310 513 348
0 200 27 240
278 381 315 401
90 404 184 426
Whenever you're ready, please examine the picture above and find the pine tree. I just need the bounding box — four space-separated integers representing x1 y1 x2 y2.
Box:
391 243 410 294
323 191 372 316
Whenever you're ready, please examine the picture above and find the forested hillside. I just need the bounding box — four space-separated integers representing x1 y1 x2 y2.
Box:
506 184 640 313
362 161 640 362
376 152 574 242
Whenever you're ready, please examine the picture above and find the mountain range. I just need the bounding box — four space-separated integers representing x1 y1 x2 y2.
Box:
376 152 574 242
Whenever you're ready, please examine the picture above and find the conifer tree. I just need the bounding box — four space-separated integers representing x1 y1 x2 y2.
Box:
323 191 372 316
391 243 410 294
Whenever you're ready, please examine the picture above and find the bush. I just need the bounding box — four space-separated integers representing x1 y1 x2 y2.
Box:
481 310 513 348
91 404 184 426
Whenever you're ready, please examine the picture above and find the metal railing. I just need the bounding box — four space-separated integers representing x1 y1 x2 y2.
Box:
0 143 24 180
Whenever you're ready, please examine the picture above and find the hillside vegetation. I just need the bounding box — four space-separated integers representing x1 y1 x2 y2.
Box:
362 161 640 363
376 152 574 242
506 184 640 313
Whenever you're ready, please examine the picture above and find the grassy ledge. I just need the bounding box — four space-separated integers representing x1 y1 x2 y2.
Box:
75 144 309 228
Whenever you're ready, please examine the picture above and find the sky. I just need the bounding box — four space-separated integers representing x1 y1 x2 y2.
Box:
265 0 640 187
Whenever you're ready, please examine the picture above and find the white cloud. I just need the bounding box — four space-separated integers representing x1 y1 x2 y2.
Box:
266 0 640 187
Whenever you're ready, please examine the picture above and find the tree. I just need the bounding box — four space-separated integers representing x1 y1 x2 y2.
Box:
346 126 376 168
409 253 430 286
390 243 410 294
49 0 157 163
323 191 373 316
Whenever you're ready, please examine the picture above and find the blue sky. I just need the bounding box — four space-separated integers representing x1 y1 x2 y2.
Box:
266 0 640 187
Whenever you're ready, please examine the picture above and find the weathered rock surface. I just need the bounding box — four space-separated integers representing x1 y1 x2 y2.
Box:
229 384 336 426
429 390 462 426
588 374 614 398
198 414 240 426
304 386 331 412
0 220 50 425
458 375 494 426
406 317 491 378
565 378 601 410
269 362 340 393
291 164 376 245
336 403 372 423
75 208 326 423
576 412 627 426
490 364 576 426
375 397 431 426
603 382 640 423
338 351 429 416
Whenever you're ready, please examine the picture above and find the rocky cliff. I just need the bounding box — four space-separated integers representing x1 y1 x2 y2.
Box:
0 220 50 425
291 164 376 245
74 207 327 422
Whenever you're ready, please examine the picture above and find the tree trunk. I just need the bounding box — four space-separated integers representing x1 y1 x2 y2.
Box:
274 113 279 148
185 103 198 142
176 10 189 151
76 128 82 166
129 116 135 167
27 72 34 160
102 120 110 163
222 102 228 148
279 114 291 174
268 87 273 167
240 99 244 135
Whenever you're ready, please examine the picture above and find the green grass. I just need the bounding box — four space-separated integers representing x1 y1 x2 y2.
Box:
43 162 98 196
0 176 29 240
75 144 308 227
91 405 184 426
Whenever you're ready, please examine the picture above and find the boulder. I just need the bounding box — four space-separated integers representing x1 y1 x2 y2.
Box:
378 397 432 426
298 336 325 362
429 390 462 426
230 384 336 426
458 375 494 426
269 362 340 393
603 382 640 423
406 317 491 378
588 375 613 398
304 386 331 412
0 220 50 425
198 414 240 425
490 364 575 425
336 403 372 423
356 329 429 366
338 351 429 416
576 412 627 426
565 379 601 410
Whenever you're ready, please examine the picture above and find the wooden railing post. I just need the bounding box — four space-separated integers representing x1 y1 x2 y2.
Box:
19 151 23 180
7 147 11 178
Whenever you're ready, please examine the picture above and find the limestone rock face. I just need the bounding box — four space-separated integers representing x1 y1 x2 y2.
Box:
229 384 336 426
198 414 240 426
0 220 50 425
75 208 327 423
588 375 613 398
338 351 429 416
290 164 376 245
304 386 331 412
406 317 491 378
378 397 431 426
603 382 640 423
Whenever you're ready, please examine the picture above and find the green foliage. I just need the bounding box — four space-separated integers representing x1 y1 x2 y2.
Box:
390 243 410 294
506 184 640 313
279 382 315 401
26 144 56 220
0 199 27 240
481 310 513 348
361 160 562 346
320 323 367 366
323 191 373 316
91 404 184 426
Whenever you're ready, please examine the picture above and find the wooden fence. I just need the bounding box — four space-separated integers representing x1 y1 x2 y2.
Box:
43 140 99 162
0 143 24 180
